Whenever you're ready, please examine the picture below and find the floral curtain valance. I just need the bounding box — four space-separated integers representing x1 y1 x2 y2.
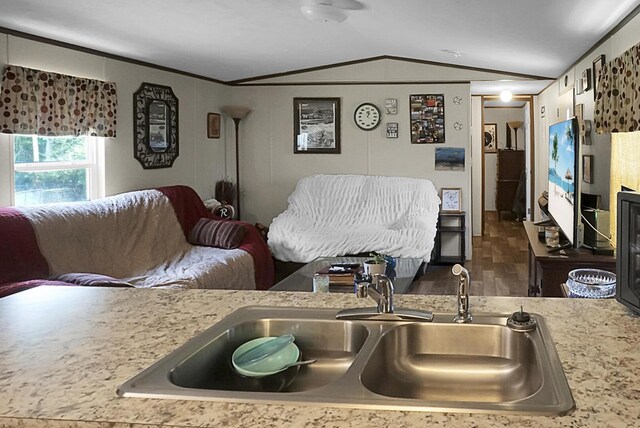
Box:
594 42 640 134
0 65 117 138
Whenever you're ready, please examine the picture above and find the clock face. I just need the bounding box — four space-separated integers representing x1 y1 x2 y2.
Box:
354 103 381 131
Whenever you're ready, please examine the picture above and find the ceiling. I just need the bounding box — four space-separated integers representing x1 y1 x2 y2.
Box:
1 0 639 94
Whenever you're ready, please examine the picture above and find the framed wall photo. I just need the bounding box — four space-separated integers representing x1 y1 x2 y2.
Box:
294 97 341 154
441 188 462 212
583 155 594 184
581 68 592 92
409 94 445 144
483 123 497 153
207 113 221 139
385 98 398 115
133 82 179 169
592 54 606 101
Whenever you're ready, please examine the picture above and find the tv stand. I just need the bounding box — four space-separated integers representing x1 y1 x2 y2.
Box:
524 221 616 297
547 241 572 253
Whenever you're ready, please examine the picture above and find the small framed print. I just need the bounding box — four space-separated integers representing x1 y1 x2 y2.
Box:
581 68 592 92
385 98 398 115
386 122 398 138
583 155 594 184
207 113 221 139
592 54 606 101
483 123 497 153
441 188 462 213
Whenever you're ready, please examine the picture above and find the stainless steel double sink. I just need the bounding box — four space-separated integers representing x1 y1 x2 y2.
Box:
118 306 574 415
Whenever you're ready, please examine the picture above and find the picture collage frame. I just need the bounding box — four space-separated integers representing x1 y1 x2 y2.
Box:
409 94 445 144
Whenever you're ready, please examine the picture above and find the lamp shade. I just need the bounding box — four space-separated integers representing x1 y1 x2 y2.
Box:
508 121 523 129
221 106 251 120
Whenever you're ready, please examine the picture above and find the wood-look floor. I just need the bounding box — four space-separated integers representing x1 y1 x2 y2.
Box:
408 211 529 296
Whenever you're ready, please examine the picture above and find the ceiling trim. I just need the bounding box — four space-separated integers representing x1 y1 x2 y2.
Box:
229 54 553 85
234 80 471 87
0 26 228 85
484 105 526 109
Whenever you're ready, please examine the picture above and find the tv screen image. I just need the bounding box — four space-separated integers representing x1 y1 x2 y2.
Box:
548 118 579 245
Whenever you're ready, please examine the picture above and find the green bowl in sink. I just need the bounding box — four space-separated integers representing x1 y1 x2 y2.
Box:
232 337 300 377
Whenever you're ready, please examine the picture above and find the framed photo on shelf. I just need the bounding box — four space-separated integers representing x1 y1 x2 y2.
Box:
293 97 341 154
592 54 606 101
441 188 462 212
207 113 221 139
483 123 497 153
409 94 445 144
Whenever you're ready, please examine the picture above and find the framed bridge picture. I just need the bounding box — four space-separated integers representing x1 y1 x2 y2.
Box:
294 97 341 154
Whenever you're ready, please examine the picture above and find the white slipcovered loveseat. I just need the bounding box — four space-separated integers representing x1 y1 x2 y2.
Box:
268 174 441 263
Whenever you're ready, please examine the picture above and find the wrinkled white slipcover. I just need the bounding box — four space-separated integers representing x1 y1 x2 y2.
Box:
19 189 255 290
268 175 441 263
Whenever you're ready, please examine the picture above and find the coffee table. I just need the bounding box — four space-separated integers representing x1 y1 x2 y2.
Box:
270 256 422 294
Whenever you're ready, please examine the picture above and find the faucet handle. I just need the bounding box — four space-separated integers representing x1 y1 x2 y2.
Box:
452 264 467 277
355 281 370 298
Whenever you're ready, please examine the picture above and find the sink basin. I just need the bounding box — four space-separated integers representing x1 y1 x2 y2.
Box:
361 318 542 403
118 307 574 415
170 317 368 393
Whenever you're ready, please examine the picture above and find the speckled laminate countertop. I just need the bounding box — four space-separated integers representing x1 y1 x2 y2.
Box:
0 286 639 427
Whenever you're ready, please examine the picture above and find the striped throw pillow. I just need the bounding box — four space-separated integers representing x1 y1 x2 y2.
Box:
188 218 246 249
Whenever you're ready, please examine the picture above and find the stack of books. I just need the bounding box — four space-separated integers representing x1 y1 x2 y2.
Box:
316 263 362 286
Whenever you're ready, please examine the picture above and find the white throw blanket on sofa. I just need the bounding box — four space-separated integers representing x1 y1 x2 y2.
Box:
19 189 255 290
268 175 441 263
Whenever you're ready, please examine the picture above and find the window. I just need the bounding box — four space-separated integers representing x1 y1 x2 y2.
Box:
12 135 102 205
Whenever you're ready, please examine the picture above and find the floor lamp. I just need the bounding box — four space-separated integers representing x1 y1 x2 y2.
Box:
221 106 251 220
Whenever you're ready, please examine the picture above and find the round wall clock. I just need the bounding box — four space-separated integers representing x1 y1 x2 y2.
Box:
354 103 381 131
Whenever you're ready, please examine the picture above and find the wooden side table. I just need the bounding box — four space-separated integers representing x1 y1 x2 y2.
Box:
432 211 466 264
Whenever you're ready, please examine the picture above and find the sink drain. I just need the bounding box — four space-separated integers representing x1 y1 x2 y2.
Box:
507 307 537 332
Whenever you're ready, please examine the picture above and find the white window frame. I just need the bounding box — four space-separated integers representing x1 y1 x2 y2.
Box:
10 135 104 205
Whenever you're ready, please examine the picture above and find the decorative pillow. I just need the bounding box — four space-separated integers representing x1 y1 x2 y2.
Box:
52 273 133 288
189 218 246 249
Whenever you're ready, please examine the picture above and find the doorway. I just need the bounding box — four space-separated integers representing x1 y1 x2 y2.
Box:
481 95 535 236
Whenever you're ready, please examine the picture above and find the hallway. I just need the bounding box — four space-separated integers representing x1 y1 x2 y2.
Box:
409 211 529 296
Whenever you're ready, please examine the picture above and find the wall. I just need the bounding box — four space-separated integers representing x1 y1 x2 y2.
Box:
233 81 473 258
231 82 471 216
534 11 640 220
231 59 539 259
0 33 231 206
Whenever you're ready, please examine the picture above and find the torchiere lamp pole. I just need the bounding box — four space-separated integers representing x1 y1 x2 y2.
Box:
221 106 251 220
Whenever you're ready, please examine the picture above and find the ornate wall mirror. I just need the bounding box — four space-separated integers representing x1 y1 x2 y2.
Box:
133 82 179 169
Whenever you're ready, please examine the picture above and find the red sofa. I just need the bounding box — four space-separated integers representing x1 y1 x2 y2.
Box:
0 185 274 298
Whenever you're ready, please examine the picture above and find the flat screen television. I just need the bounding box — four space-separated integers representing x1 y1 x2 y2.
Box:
547 117 581 248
